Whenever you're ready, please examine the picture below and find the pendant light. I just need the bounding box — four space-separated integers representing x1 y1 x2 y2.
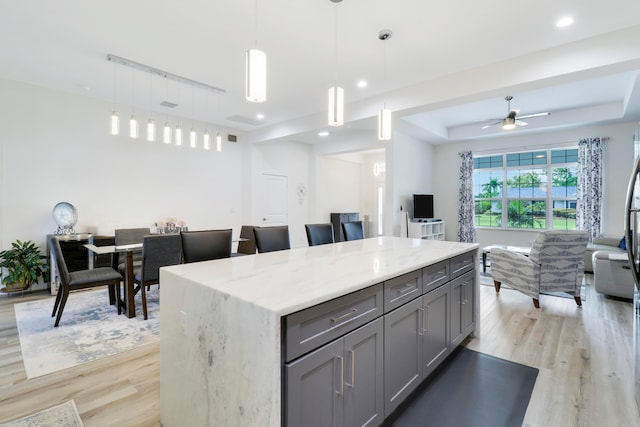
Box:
129 68 139 139
109 62 119 135
328 0 344 127
246 0 266 102
377 30 392 140
163 77 172 144
189 88 197 148
216 132 223 152
203 130 211 150
175 123 183 146
147 73 156 142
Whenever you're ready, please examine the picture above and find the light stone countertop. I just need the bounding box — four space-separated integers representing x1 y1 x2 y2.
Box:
161 236 479 316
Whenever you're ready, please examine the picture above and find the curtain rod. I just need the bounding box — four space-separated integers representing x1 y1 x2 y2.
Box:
107 54 226 94
471 136 610 156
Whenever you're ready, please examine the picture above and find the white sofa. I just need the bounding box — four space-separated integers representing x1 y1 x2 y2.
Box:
592 251 635 299
584 235 625 273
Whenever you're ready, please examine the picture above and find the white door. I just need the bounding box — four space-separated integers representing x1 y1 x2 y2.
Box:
261 174 288 226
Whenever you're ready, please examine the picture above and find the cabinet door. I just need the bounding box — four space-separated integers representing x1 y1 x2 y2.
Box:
286 339 345 427
450 271 475 347
422 283 451 377
344 318 384 427
383 297 423 417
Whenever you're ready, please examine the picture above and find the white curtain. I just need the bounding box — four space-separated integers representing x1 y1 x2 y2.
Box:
458 151 476 243
576 137 603 241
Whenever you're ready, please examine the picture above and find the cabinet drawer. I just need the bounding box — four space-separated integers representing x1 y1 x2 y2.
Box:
422 260 450 293
383 269 422 313
450 251 475 279
285 283 383 362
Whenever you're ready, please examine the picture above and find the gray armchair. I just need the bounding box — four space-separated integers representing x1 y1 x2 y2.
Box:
491 230 589 308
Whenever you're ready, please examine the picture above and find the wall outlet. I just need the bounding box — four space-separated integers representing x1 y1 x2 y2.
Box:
179 310 188 336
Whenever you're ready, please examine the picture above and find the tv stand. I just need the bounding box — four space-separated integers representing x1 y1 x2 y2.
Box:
408 220 445 240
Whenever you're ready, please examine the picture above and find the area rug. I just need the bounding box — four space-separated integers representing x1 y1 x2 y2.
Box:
0 400 83 427
14 287 159 379
479 269 587 301
387 348 538 427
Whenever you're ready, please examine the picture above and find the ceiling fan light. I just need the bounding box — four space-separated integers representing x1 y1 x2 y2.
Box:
502 117 516 130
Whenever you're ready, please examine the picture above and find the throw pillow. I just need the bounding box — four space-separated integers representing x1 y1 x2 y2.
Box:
619 236 626 250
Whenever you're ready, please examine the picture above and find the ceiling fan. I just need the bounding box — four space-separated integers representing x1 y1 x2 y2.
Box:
481 96 551 130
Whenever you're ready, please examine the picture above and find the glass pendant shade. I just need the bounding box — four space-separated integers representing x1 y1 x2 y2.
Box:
175 124 183 146
246 49 267 102
328 84 344 126
110 111 120 135
203 130 211 150
163 122 172 144
129 114 139 139
378 107 392 140
190 127 197 148
216 132 222 152
147 118 156 142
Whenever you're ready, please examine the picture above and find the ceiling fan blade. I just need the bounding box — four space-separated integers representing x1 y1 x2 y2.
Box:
516 120 528 126
481 120 501 129
517 111 551 120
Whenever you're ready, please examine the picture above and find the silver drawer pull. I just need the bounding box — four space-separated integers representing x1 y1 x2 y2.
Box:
397 284 416 295
418 307 425 336
336 356 344 396
331 308 358 323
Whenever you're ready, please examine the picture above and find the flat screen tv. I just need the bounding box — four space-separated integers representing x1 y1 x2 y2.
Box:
413 194 434 221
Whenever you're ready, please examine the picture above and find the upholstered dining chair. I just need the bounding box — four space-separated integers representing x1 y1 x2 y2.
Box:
305 223 335 246
134 234 182 320
236 225 257 255
114 227 150 273
491 230 589 308
50 236 122 327
254 226 291 253
180 229 233 263
342 221 365 241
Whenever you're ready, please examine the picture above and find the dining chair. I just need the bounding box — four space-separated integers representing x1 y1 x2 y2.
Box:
254 226 291 253
305 223 335 246
114 227 150 273
180 229 233 263
342 221 365 241
134 234 183 320
50 236 122 327
236 225 257 255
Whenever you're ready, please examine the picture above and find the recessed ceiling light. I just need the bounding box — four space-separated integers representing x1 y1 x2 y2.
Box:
556 16 574 28
318 131 329 137
357 80 368 88
256 113 265 119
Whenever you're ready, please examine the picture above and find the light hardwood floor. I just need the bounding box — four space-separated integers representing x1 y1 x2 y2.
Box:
0 274 638 426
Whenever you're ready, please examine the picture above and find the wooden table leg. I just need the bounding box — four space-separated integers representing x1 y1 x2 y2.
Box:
123 251 136 318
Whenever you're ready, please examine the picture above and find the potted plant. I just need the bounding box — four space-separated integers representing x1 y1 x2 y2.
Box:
0 240 48 293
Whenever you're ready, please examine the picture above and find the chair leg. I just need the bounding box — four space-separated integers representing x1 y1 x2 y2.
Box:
532 298 540 309
493 280 501 293
51 288 63 317
141 283 148 320
54 288 70 327
574 296 582 307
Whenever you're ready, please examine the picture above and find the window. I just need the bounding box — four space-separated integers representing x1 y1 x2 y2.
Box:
473 149 577 230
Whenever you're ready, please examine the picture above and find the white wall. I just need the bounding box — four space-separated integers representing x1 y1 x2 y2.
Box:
0 78 249 258
432 121 638 248
387 132 434 236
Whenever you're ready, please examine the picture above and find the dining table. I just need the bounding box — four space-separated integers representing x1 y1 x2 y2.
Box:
84 243 143 318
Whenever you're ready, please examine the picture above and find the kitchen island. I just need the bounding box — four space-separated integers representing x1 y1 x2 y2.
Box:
160 236 479 427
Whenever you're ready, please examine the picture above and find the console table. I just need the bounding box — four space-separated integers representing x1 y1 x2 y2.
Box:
159 236 479 426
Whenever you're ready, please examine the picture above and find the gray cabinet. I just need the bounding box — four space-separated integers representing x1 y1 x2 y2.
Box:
331 213 360 242
422 283 451 377
286 318 384 427
383 296 423 416
450 270 476 347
